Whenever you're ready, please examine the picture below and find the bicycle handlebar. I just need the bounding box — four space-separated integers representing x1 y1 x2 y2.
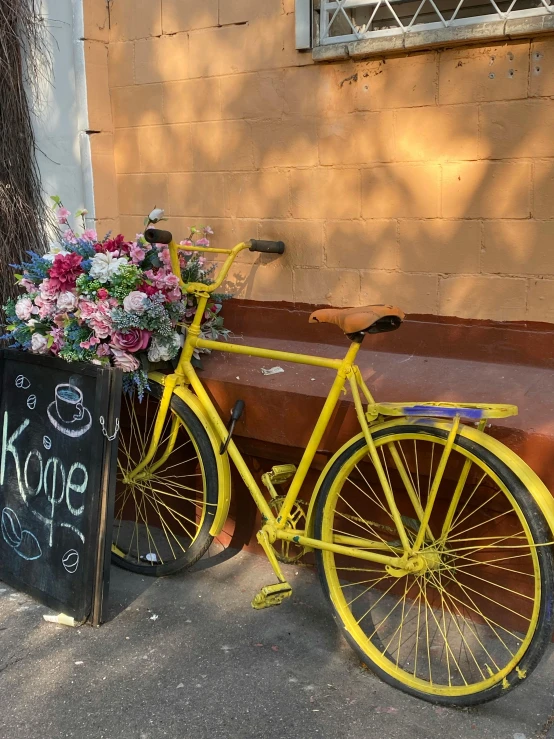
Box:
142 228 286 295
249 239 285 254
145 228 173 245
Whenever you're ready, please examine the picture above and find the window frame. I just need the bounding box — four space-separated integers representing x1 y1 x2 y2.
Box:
298 0 554 60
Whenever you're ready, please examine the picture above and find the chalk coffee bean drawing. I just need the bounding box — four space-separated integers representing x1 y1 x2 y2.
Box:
26 395 37 410
43 436 52 450
16 530 43 560
1 507 22 547
15 375 31 390
1 507 42 561
47 384 92 438
62 549 80 574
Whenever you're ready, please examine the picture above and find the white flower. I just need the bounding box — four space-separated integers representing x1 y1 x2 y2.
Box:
15 297 33 321
123 291 147 314
31 333 49 354
89 252 129 283
148 208 165 223
56 291 78 313
43 243 70 262
147 333 182 363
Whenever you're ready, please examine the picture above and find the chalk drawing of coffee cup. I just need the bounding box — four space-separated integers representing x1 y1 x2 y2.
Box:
1 508 22 548
62 549 80 574
47 384 92 437
56 384 85 423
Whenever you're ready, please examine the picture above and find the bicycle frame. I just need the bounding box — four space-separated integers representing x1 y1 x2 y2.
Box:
122 238 530 572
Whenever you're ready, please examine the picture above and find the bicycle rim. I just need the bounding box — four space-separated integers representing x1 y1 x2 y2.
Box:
113 386 216 572
315 426 553 703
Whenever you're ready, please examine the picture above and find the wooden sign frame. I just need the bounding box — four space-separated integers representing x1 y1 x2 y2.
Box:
0 350 121 625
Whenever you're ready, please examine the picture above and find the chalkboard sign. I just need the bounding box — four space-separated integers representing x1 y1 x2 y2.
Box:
0 350 121 624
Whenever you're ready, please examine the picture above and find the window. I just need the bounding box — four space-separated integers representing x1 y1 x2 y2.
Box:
304 0 554 57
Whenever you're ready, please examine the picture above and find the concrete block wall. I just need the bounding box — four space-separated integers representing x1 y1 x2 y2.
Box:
83 0 554 322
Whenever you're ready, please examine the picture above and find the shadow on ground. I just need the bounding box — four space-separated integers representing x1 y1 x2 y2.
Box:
1 551 554 739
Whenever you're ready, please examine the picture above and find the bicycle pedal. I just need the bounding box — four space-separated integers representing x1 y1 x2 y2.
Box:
251 582 292 610
266 464 297 486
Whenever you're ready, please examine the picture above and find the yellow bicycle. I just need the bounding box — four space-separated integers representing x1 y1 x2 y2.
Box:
112 228 554 706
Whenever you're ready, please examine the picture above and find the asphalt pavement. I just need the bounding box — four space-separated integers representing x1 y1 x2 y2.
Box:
1 545 554 739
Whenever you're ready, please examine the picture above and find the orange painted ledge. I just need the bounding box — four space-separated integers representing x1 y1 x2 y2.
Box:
200 331 554 494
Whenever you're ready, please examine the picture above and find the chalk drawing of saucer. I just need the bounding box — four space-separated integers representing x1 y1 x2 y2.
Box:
47 402 92 438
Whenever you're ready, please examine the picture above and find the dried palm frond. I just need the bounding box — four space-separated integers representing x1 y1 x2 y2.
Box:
0 0 52 304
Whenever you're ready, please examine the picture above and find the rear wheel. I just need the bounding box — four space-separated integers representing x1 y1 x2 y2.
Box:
314 424 554 705
112 382 219 576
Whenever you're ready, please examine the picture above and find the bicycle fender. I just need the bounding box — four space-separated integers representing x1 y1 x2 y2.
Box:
306 417 554 541
149 372 232 536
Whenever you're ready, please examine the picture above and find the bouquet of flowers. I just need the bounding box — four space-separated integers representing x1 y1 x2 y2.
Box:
2 200 231 398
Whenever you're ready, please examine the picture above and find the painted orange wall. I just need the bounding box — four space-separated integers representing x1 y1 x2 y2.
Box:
83 1 554 322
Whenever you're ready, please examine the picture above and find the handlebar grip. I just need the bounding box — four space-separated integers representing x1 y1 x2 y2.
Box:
144 228 173 245
249 239 285 255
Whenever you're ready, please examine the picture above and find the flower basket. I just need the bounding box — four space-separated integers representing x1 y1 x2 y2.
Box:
2 203 231 399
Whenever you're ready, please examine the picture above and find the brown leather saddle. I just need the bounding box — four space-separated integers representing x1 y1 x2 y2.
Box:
309 305 405 337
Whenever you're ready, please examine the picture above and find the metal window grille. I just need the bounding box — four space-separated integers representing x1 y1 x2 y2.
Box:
317 0 553 44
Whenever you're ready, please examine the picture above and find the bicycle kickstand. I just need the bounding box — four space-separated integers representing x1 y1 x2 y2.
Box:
251 529 293 610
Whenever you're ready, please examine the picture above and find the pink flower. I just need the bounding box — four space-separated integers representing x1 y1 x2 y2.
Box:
78 299 97 319
15 297 33 321
96 343 111 357
89 315 112 339
80 336 100 349
110 347 140 372
35 295 56 320
203 226 214 235
57 291 78 312
166 287 182 303
64 229 78 244
49 328 65 355
40 278 60 300
196 238 210 246
159 248 172 268
180 239 193 247
123 291 147 314
130 243 146 264
48 252 83 291
96 300 112 316
97 288 109 300
82 229 98 241
111 328 151 353
20 277 36 293
56 207 71 224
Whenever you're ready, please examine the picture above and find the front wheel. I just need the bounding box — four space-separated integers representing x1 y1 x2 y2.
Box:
112 381 219 576
314 423 554 706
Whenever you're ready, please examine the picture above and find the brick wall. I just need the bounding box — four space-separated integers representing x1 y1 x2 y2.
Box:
84 0 554 323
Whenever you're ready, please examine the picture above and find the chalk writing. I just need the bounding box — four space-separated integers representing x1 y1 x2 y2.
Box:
0 411 87 547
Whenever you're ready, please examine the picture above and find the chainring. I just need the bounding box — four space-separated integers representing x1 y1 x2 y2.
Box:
268 496 308 564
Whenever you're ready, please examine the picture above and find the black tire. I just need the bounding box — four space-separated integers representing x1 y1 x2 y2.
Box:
112 381 219 576
314 424 554 706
